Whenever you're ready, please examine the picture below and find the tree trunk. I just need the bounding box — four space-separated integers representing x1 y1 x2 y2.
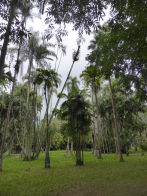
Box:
24 50 34 161
126 145 129 156
76 132 83 166
93 84 102 159
109 77 123 162
91 89 96 155
70 141 73 151
8 133 14 156
46 46 80 133
65 137 70 158
32 84 37 158
0 0 15 81
45 87 51 168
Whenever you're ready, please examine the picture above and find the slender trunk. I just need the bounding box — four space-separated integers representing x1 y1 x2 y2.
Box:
93 84 102 159
126 145 129 156
65 137 70 158
0 0 15 81
76 130 83 166
8 133 14 156
109 77 123 162
47 46 80 132
13 118 26 157
33 84 37 157
26 50 33 111
106 129 111 153
24 50 33 161
91 88 96 155
45 87 50 168
70 141 73 154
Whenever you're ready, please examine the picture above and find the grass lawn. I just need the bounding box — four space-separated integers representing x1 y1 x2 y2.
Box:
0 151 147 196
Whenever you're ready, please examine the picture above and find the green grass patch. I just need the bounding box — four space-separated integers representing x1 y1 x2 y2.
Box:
0 151 147 196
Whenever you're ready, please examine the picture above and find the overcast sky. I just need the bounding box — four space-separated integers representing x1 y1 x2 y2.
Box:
26 7 110 82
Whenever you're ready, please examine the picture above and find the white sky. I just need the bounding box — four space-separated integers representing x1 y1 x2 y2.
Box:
26 7 111 82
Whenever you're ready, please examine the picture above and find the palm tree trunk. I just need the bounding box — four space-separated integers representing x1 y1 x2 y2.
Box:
70 141 73 154
93 84 102 159
47 46 80 130
65 137 70 158
76 130 83 166
109 77 123 162
0 0 15 81
24 50 33 161
32 84 37 158
45 87 50 168
91 88 96 155
8 132 14 156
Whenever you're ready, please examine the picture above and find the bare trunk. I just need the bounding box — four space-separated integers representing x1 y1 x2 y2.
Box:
46 46 80 134
24 51 33 161
91 89 96 155
8 133 14 156
32 84 37 158
65 137 70 158
45 87 51 168
126 145 129 156
93 84 102 159
109 77 123 162
70 141 73 151
76 131 83 166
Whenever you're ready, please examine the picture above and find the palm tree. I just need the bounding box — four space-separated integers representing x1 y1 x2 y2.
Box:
21 33 57 161
58 81 91 166
81 65 102 159
34 68 60 168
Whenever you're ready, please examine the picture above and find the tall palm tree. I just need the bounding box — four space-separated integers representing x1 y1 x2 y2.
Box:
81 65 102 159
21 33 57 161
34 68 60 168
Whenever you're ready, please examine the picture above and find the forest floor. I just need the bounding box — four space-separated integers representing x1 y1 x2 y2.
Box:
0 151 147 196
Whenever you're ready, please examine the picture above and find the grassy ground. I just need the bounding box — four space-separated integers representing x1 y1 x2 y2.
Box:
0 151 147 196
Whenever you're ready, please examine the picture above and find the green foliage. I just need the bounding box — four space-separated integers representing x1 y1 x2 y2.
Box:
140 143 147 151
59 88 91 138
87 21 147 101
45 0 108 33
98 79 146 152
34 68 60 89
80 64 102 87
